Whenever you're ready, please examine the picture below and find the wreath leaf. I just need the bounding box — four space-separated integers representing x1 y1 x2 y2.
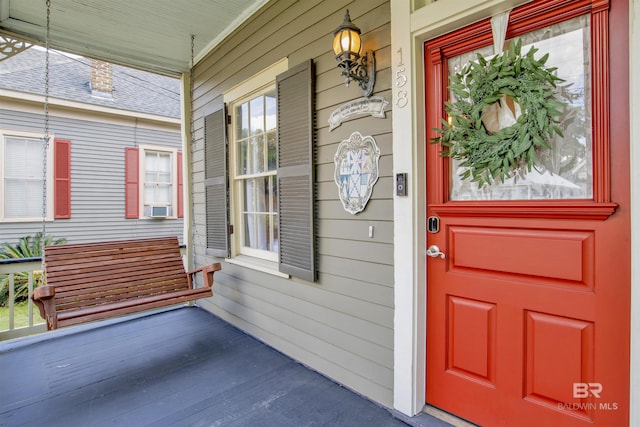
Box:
431 39 565 187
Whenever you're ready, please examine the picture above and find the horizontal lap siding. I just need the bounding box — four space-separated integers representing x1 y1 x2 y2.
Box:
193 0 393 407
0 108 183 244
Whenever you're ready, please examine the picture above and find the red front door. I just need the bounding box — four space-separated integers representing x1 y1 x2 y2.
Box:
424 1 629 426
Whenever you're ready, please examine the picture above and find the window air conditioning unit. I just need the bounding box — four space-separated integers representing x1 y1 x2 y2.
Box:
150 205 170 218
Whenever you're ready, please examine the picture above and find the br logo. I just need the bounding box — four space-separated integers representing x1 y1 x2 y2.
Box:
573 383 603 398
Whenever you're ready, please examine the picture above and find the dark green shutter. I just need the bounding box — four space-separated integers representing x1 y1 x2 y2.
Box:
276 60 316 281
204 106 229 257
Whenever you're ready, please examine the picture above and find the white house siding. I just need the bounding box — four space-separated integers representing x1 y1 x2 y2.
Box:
0 105 183 245
192 0 394 406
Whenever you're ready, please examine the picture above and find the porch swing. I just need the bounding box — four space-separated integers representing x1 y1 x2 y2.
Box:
31 0 221 330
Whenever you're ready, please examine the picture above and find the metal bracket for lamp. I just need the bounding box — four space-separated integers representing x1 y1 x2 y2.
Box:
336 50 376 97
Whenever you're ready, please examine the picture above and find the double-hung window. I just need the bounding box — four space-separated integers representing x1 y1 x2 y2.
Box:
125 145 182 219
232 88 278 259
206 59 316 281
0 131 54 221
143 149 173 217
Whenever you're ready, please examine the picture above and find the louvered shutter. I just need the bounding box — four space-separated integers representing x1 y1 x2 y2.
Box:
54 139 71 219
204 107 229 257
125 147 139 218
177 151 184 218
276 59 316 281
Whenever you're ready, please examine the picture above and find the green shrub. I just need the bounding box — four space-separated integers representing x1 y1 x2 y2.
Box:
0 233 67 306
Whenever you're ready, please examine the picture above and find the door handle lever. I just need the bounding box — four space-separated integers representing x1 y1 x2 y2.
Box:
426 245 446 259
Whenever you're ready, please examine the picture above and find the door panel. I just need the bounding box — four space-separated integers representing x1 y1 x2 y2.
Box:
424 1 629 426
450 227 593 284
447 296 496 384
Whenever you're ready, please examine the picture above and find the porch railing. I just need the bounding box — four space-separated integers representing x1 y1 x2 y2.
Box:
0 257 47 341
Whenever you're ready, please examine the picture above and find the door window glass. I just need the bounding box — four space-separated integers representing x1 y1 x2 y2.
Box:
448 15 592 201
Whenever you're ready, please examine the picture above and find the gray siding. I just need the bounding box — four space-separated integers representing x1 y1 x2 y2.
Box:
192 0 394 406
0 107 183 245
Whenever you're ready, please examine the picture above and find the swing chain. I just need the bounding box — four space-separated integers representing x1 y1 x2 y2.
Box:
190 34 198 269
41 0 51 275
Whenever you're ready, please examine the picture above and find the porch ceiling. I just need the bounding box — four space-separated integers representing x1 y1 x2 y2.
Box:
0 0 268 76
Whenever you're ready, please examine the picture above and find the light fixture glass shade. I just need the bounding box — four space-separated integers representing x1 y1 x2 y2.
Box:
333 28 361 62
332 10 362 64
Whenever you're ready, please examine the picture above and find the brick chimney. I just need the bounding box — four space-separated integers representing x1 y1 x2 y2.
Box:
90 59 113 98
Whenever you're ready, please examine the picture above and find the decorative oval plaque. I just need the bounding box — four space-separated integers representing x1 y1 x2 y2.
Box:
334 132 380 214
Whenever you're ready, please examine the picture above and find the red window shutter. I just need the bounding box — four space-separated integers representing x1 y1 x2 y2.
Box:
177 151 184 218
54 139 71 219
125 147 139 219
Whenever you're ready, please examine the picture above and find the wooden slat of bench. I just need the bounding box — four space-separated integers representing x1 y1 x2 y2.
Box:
56 287 212 328
54 272 189 296
55 279 192 311
47 258 183 280
45 250 181 272
47 258 182 278
45 247 181 266
50 269 189 295
44 236 178 253
47 263 187 290
55 278 189 304
53 271 187 292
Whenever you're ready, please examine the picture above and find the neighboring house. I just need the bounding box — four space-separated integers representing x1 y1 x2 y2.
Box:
0 1 637 426
0 47 184 244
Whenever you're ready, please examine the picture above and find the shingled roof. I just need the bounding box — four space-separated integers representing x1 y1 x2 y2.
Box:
0 47 180 119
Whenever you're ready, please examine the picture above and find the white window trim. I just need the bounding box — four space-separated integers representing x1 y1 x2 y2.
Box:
223 58 288 268
137 144 178 219
0 129 54 223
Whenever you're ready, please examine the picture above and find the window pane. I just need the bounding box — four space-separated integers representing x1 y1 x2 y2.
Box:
267 131 277 171
241 175 277 252
145 152 157 171
237 139 249 175
249 136 264 174
448 15 592 201
4 136 44 218
158 171 171 184
5 179 42 217
158 153 170 172
272 175 279 252
5 137 43 178
250 96 264 134
156 184 171 203
265 91 277 133
243 177 266 212
236 103 249 139
144 185 155 204
243 213 271 250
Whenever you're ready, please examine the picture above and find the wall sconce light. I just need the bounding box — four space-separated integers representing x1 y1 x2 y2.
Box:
332 9 376 97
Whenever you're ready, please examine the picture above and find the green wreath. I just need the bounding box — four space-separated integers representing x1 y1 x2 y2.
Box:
432 39 565 188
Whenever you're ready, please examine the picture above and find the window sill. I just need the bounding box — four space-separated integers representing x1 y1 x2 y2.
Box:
225 255 290 279
0 217 54 223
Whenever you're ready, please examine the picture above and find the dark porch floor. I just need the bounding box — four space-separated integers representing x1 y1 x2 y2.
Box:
0 307 450 427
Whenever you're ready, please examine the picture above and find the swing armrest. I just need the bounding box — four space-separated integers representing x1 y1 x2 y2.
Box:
32 285 57 326
186 263 222 289
33 285 55 300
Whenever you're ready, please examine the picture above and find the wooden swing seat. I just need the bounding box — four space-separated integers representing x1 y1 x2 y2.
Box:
32 236 221 330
